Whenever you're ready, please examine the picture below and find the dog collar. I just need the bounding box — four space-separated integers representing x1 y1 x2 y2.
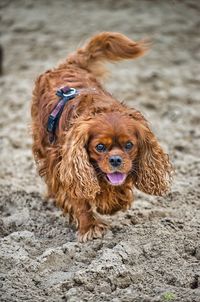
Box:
47 86 78 143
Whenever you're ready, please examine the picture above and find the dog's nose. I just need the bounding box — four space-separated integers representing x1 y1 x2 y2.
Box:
109 155 122 167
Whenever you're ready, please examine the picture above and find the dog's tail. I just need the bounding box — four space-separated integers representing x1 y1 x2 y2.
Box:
67 32 149 78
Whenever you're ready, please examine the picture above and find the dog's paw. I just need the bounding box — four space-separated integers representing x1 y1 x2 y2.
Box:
78 220 108 243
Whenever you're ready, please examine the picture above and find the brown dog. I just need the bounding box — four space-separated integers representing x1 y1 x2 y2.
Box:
31 32 172 242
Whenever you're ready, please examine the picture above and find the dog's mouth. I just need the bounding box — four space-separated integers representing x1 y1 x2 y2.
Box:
106 172 127 186
91 161 127 186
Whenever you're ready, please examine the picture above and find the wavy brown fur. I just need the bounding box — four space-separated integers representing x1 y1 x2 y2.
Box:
31 32 172 242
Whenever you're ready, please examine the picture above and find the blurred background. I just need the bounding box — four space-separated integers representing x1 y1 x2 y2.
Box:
1 0 200 191
0 1 200 301
0 0 200 191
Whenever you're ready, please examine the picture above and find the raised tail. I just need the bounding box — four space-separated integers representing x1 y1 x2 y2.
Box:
67 32 148 78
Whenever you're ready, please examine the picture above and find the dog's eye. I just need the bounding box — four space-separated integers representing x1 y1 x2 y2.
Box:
96 144 106 152
125 141 133 151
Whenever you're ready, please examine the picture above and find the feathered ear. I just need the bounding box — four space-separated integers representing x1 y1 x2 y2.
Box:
59 120 100 200
128 109 172 196
134 125 173 196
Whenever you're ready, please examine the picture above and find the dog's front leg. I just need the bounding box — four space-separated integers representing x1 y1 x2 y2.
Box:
73 201 108 242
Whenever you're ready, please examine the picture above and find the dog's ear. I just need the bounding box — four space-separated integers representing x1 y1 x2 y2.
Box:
59 120 100 200
129 109 172 196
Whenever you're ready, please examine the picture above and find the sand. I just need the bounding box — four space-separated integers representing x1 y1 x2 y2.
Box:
0 0 200 301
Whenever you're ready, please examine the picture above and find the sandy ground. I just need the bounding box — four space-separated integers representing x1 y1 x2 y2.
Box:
0 0 200 301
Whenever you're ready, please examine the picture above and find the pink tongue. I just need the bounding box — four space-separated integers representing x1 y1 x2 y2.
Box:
106 172 127 185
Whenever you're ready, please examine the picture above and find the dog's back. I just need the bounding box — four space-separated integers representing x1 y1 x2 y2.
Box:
31 32 147 178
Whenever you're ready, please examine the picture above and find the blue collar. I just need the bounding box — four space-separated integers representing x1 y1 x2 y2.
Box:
47 86 78 143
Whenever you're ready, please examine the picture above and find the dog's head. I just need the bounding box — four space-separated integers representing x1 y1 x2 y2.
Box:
87 112 139 186
59 109 172 200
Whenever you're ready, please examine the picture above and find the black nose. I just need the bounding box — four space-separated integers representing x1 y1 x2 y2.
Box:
109 155 122 167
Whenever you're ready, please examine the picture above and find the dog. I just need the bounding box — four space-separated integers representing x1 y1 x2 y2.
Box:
31 32 172 242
